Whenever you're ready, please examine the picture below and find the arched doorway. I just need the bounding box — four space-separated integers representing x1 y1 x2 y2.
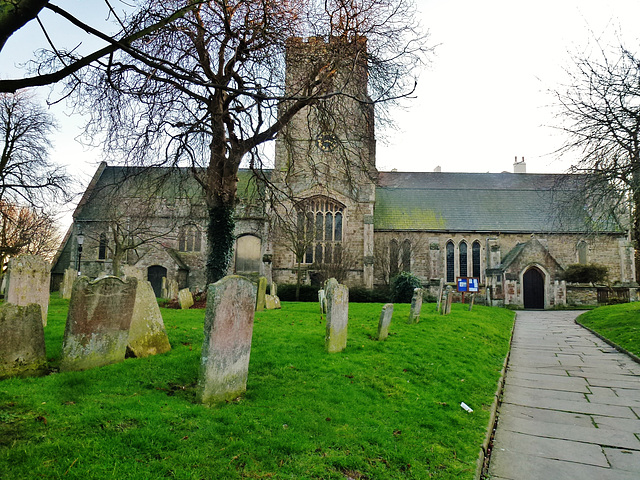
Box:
147 265 167 298
523 267 545 309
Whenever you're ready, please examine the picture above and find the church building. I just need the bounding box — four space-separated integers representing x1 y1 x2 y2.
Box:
52 37 636 308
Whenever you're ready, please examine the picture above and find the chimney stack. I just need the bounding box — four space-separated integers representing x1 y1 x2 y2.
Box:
434 166 441 173
513 156 526 174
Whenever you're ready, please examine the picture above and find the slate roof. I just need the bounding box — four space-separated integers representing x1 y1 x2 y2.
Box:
374 171 620 233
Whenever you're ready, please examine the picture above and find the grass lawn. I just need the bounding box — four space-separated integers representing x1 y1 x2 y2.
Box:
0 295 513 479
576 302 640 357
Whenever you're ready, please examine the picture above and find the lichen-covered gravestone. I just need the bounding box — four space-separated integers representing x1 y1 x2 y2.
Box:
318 289 327 314
0 303 47 378
408 287 423 324
197 276 257 406
6 255 50 326
60 268 77 300
178 288 194 309
61 276 137 371
325 278 349 353
127 280 171 357
255 276 268 311
377 303 394 341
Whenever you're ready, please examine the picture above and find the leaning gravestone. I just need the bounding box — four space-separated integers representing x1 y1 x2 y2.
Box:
167 278 179 300
255 276 268 312
127 280 171 358
61 276 137 371
197 276 257 406
0 303 47 378
178 288 194 309
60 268 77 299
325 278 349 353
408 287 423 324
377 303 394 341
6 255 50 326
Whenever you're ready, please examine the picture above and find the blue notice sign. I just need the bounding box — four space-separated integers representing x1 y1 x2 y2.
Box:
468 278 479 293
457 277 468 292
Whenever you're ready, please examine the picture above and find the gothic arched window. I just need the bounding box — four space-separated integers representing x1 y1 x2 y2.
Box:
178 224 202 252
401 239 411 272
297 196 345 264
389 239 399 278
472 241 481 278
459 241 468 277
577 240 588 264
446 241 455 283
98 233 108 260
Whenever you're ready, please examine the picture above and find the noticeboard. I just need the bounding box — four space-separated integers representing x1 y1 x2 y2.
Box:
457 277 479 293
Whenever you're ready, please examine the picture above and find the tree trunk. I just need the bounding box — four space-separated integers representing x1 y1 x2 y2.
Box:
206 203 235 285
112 247 124 277
295 260 302 301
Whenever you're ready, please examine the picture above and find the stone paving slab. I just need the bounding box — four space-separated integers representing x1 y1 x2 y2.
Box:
487 310 640 479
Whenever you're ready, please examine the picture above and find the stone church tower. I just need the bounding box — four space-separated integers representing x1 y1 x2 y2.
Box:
271 37 377 288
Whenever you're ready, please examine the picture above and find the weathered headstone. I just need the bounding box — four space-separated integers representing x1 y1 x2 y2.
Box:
468 294 476 312
270 282 277 296
197 276 257 406
167 278 179 300
60 268 77 299
161 277 168 298
255 276 268 311
6 255 50 326
318 289 327 314
377 303 394 341
61 276 137 371
265 294 276 310
408 287 423 324
178 288 194 309
273 296 281 309
325 278 349 353
436 278 444 312
127 280 171 357
0 303 47 378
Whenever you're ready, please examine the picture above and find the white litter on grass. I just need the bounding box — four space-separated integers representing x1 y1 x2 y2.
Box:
460 402 473 413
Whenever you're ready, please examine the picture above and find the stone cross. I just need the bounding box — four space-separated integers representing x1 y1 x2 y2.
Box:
197 276 257 406
408 287 423 324
325 278 349 353
255 276 268 311
61 276 138 371
377 303 394 341
0 303 47 378
6 255 50 326
178 288 194 309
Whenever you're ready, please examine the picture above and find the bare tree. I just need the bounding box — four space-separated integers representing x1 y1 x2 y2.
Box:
554 42 640 273
0 202 59 276
374 234 427 286
0 90 69 206
58 0 429 284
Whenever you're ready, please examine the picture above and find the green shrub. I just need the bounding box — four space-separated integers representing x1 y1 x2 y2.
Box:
349 286 391 303
390 271 422 303
562 263 608 284
277 284 319 302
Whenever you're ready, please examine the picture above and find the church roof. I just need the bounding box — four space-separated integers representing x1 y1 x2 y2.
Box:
373 171 621 233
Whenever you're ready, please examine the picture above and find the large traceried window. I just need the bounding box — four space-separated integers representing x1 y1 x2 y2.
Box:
298 196 344 264
236 235 262 273
459 241 468 278
446 241 455 283
178 224 202 252
472 241 481 278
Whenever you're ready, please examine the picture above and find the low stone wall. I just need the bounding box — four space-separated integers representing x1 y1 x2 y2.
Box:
566 284 638 306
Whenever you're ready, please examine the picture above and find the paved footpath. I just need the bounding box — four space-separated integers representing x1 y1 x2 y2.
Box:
487 310 640 480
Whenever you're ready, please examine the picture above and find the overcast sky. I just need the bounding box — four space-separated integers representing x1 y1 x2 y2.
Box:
2 0 640 200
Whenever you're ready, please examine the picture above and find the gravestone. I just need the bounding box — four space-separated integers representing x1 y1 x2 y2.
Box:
408 287 423 324
436 278 444 312
127 280 171 357
161 277 168 298
325 278 349 353
377 303 394 341
255 276 268 311
265 294 276 310
0 303 47 378
273 296 281 309
197 276 257 406
167 278 179 300
60 268 77 299
318 289 327 314
61 276 137 371
270 282 277 296
6 255 50 326
178 288 194 309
